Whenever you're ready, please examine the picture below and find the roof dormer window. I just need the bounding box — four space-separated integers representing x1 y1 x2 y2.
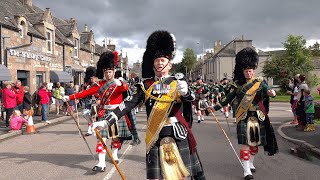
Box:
18 21 26 38
46 29 53 53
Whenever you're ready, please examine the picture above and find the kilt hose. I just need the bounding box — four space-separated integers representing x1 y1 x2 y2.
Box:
146 126 205 179
237 114 266 146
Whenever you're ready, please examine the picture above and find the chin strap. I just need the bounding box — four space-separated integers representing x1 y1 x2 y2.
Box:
153 61 170 72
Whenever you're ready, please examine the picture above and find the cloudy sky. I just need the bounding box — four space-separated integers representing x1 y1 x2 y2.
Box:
34 0 320 65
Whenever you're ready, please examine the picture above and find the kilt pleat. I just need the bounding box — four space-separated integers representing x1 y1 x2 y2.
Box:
146 127 205 179
97 110 132 139
237 114 266 146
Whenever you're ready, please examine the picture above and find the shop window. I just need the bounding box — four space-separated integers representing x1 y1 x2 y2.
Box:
36 72 45 89
74 38 79 58
46 29 53 53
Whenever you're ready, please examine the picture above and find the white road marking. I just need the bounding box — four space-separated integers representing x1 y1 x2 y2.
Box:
104 125 147 180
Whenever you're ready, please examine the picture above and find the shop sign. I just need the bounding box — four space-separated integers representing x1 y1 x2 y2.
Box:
9 49 51 62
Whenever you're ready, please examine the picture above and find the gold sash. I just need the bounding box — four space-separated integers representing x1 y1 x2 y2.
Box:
235 80 261 124
144 80 178 153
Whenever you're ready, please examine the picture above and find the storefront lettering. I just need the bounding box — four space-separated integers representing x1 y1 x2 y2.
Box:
9 49 51 62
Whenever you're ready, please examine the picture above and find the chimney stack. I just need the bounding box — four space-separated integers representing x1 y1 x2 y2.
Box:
84 24 88 32
21 0 32 7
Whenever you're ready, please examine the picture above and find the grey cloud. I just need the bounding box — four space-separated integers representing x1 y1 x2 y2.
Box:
34 0 320 54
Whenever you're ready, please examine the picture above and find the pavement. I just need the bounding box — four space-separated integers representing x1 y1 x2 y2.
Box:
278 122 320 158
0 108 319 159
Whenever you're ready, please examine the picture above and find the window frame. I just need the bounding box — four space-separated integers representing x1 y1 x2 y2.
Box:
46 29 53 53
74 38 79 58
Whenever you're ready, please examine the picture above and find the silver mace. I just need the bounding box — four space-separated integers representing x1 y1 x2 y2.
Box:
209 110 244 170
66 101 96 161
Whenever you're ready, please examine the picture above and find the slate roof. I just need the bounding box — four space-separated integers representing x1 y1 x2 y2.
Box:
0 0 101 48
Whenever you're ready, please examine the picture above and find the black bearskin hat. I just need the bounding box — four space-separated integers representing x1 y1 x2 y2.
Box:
96 50 118 79
233 47 259 85
142 30 176 78
84 66 96 83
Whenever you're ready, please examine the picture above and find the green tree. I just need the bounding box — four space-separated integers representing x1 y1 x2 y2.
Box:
263 34 316 89
171 62 184 74
181 48 197 76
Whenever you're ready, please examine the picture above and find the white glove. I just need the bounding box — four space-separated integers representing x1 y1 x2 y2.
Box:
92 121 109 134
114 79 122 86
268 89 276 97
62 96 69 102
177 80 188 96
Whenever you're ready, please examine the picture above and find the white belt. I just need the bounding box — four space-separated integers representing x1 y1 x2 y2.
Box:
103 104 119 110
164 117 179 126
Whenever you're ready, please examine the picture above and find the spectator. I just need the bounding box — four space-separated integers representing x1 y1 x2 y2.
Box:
22 86 32 119
38 83 51 123
53 82 64 115
287 78 299 124
296 74 309 129
317 87 320 96
64 83 75 115
303 89 315 132
13 80 24 113
10 110 28 130
2 81 17 127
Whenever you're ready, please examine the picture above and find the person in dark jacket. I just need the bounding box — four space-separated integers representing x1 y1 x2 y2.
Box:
64 83 75 115
22 86 32 118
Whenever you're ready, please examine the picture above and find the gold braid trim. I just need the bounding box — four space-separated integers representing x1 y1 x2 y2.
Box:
140 82 176 102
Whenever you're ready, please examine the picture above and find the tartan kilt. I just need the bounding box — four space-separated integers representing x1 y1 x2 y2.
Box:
97 111 132 139
237 114 266 146
146 127 205 179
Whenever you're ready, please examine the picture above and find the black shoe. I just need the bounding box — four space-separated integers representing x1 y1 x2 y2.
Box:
92 166 105 172
130 138 141 146
198 120 201 123
85 133 92 136
251 168 256 173
244 175 254 180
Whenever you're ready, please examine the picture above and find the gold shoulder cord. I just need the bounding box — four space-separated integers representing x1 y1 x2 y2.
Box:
140 82 176 103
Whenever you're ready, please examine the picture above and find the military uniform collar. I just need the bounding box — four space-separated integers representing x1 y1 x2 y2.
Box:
154 74 170 81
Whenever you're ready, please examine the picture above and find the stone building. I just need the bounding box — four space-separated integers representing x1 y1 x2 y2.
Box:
0 0 106 93
191 37 271 84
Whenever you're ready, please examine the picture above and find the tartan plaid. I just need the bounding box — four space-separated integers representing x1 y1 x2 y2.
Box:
237 113 266 146
97 110 132 139
146 131 205 179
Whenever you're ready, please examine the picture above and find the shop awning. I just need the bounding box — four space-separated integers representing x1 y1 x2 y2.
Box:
0 64 12 81
50 71 73 83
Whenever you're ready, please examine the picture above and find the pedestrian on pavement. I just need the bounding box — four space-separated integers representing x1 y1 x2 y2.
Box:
38 83 51 124
209 47 278 180
287 77 299 124
63 50 132 172
2 81 17 128
296 75 309 130
92 30 205 180
22 86 32 118
64 83 75 116
53 82 64 115
9 110 28 130
13 80 24 113
303 89 315 132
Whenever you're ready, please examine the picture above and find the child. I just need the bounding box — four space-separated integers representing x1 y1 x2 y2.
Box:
303 89 315 132
197 93 209 123
10 110 28 130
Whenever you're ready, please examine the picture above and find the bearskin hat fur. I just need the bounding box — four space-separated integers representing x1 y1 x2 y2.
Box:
96 50 118 79
84 66 96 83
142 30 176 78
233 47 259 85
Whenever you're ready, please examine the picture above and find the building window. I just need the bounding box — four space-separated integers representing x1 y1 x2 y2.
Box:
74 38 79 58
46 29 53 53
18 21 25 38
91 44 95 61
